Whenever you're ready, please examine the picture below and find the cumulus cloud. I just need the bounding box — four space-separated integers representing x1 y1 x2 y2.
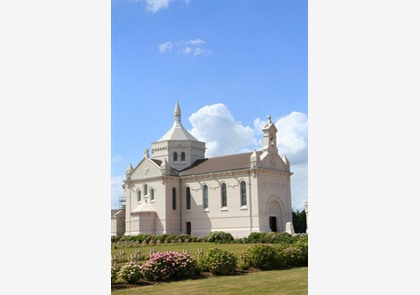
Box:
189 104 258 157
158 39 210 56
144 0 171 13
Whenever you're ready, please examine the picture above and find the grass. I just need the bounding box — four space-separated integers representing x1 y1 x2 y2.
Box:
111 267 308 295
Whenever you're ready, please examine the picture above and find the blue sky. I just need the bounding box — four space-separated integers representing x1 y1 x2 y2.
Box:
111 0 308 210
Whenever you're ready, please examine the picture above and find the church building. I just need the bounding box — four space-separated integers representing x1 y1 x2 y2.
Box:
122 101 293 238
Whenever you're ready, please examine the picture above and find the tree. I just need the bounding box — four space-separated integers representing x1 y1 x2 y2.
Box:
292 209 307 233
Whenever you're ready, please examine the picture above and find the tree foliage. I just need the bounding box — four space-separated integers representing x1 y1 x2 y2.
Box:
292 209 307 233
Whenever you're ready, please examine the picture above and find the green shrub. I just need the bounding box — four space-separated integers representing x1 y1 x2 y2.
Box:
180 234 192 242
118 261 142 284
282 246 307 268
247 232 264 243
131 234 152 243
206 231 234 243
247 232 294 244
270 232 294 244
247 244 278 270
200 247 237 275
164 234 178 243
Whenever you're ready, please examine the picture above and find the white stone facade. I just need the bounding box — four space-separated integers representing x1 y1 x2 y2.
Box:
121 101 293 238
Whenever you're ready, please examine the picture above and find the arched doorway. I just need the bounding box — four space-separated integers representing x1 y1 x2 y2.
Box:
267 199 282 232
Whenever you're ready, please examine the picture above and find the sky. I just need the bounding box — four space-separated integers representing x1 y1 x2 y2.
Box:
111 0 308 210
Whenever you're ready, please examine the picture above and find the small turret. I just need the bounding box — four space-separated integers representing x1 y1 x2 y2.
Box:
262 115 278 154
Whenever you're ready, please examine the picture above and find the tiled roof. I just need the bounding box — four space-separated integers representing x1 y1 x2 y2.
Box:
179 151 263 176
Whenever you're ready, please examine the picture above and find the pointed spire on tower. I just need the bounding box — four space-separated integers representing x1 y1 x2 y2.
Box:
174 100 181 124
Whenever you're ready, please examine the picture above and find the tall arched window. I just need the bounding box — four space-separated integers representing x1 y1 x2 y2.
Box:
137 190 141 202
172 187 176 210
144 184 148 195
203 185 208 209
181 152 185 161
173 152 178 162
186 187 191 210
221 183 227 208
240 181 247 207
150 188 154 201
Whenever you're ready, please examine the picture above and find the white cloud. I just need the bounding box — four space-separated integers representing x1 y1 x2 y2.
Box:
189 103 258 157
180 47 192 55
159 39 211 56
275 112 308 165
186 38 205 46
144 0 171 13
159 41 173 53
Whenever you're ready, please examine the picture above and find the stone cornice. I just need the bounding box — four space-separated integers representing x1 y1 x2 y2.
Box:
181 169 251 181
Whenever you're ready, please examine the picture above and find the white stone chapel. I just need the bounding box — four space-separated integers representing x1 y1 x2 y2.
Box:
121 101 293 238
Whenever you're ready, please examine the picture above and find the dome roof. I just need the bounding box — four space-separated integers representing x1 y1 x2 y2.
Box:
158 101 199 141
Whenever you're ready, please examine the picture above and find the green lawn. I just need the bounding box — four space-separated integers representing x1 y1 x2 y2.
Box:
112 267 308 295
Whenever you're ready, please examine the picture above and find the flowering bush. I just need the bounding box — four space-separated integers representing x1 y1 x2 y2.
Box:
118 261 142 284
111 266 118 284
201 247 237 275
140 251 198 281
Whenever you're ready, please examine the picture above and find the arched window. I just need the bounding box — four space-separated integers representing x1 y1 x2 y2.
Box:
173 152 178 162
203 185 208 209
172 187 176 210
240 181 247 207
144 184 148 195
186 187 191 210
181 152 185 161
221 183 227 208
137 190 141 202
150 188 154 201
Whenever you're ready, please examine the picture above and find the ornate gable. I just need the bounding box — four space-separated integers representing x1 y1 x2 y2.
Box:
130 158 162 180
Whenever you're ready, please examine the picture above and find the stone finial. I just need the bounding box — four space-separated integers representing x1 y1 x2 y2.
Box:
161 158 169 176
144 148 149 158
282 154 290 167
250 149 260 169
126 163 133 175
